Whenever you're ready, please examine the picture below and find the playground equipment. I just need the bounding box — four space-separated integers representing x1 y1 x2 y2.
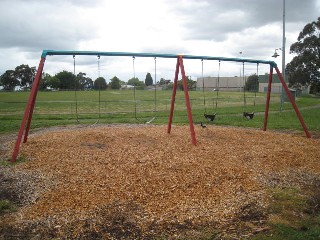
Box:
132 56 157 123
11 50 312 162
72 55 102 123
242 62 259 120
201 59 220 123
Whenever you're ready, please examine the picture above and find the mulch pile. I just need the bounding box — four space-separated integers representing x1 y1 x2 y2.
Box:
1 124 320 239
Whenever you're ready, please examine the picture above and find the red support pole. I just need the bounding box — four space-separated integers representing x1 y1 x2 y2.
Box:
23 61 45 143
178 56 197 145
167 56 197 145
167 57 180 134
263 65 273 131
11 57 46 162
274 66 311 138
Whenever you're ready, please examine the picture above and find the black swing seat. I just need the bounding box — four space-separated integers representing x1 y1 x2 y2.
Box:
204 113 216 121
200 122 207 128
243 112 254 120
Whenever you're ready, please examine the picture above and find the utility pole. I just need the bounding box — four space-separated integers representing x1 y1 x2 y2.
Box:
280 0 286 112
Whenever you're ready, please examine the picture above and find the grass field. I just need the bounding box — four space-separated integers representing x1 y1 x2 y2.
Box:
0 90 319 134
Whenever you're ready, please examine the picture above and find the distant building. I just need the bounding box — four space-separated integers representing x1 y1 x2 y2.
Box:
120 84 135 90
258 74 282 94
196 76 243 92
146 85 164 91
197 74 288 93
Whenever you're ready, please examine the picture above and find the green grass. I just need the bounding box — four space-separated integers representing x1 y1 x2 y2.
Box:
0 155 26 166
251 187 320 240
0 90 319 134
0 200 16 215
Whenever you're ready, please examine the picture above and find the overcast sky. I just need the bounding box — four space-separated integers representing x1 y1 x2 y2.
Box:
0 0 319 82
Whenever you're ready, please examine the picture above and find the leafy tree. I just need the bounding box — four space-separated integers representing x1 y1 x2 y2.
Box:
77 72 93 90
94 77 107 90
110 76 121 89
286 17 320 93
179 76 196 90
128 77 145 90
145 72 153 86
244 74 259 92
39 73 50 90
15 64 36 89
48 76 60 90
40 73 60 90
55 71 76 90
167 77 195 90
0 70 19 91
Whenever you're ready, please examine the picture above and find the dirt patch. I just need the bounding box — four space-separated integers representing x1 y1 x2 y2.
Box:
1 124 320 239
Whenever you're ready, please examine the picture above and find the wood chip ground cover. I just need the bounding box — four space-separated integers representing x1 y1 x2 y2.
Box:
1 124 320 239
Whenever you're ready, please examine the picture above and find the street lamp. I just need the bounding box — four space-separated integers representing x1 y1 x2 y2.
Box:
272 0 286 112
272 49 280 58
272 46 286 111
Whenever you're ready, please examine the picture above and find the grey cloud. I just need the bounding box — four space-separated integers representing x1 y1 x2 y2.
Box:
173 0 319 41
0 0 97 51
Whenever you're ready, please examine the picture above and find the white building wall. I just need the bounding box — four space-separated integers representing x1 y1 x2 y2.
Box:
197 76 244 92
259 83 283 94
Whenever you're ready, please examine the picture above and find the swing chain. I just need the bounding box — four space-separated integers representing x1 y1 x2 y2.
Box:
154 57 157 113
73 55 79 122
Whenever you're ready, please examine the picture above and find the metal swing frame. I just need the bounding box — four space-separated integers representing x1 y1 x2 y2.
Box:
11 50 311 162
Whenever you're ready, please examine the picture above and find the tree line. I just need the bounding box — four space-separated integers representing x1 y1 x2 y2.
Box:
0 64 198 91
0 65 173 91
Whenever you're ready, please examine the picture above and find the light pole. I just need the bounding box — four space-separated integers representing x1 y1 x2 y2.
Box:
272 0 286 112
239 51 243 92
281 0 286 112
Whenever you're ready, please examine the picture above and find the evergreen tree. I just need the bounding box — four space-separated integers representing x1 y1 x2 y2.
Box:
55 71 76 90
244 74 259 92
145 72 153 86
94 77 107 90
110 76 121 89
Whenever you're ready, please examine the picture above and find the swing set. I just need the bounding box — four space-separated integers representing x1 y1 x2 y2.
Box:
11 50 311 162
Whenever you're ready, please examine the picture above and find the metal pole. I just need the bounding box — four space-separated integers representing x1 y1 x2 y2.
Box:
280 0 286 112
263 65 274 131
239 51 242 92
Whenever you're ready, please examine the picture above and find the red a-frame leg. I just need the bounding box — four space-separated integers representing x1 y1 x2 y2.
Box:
11 57 46 162
167 56 196 145
274 66 311 138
